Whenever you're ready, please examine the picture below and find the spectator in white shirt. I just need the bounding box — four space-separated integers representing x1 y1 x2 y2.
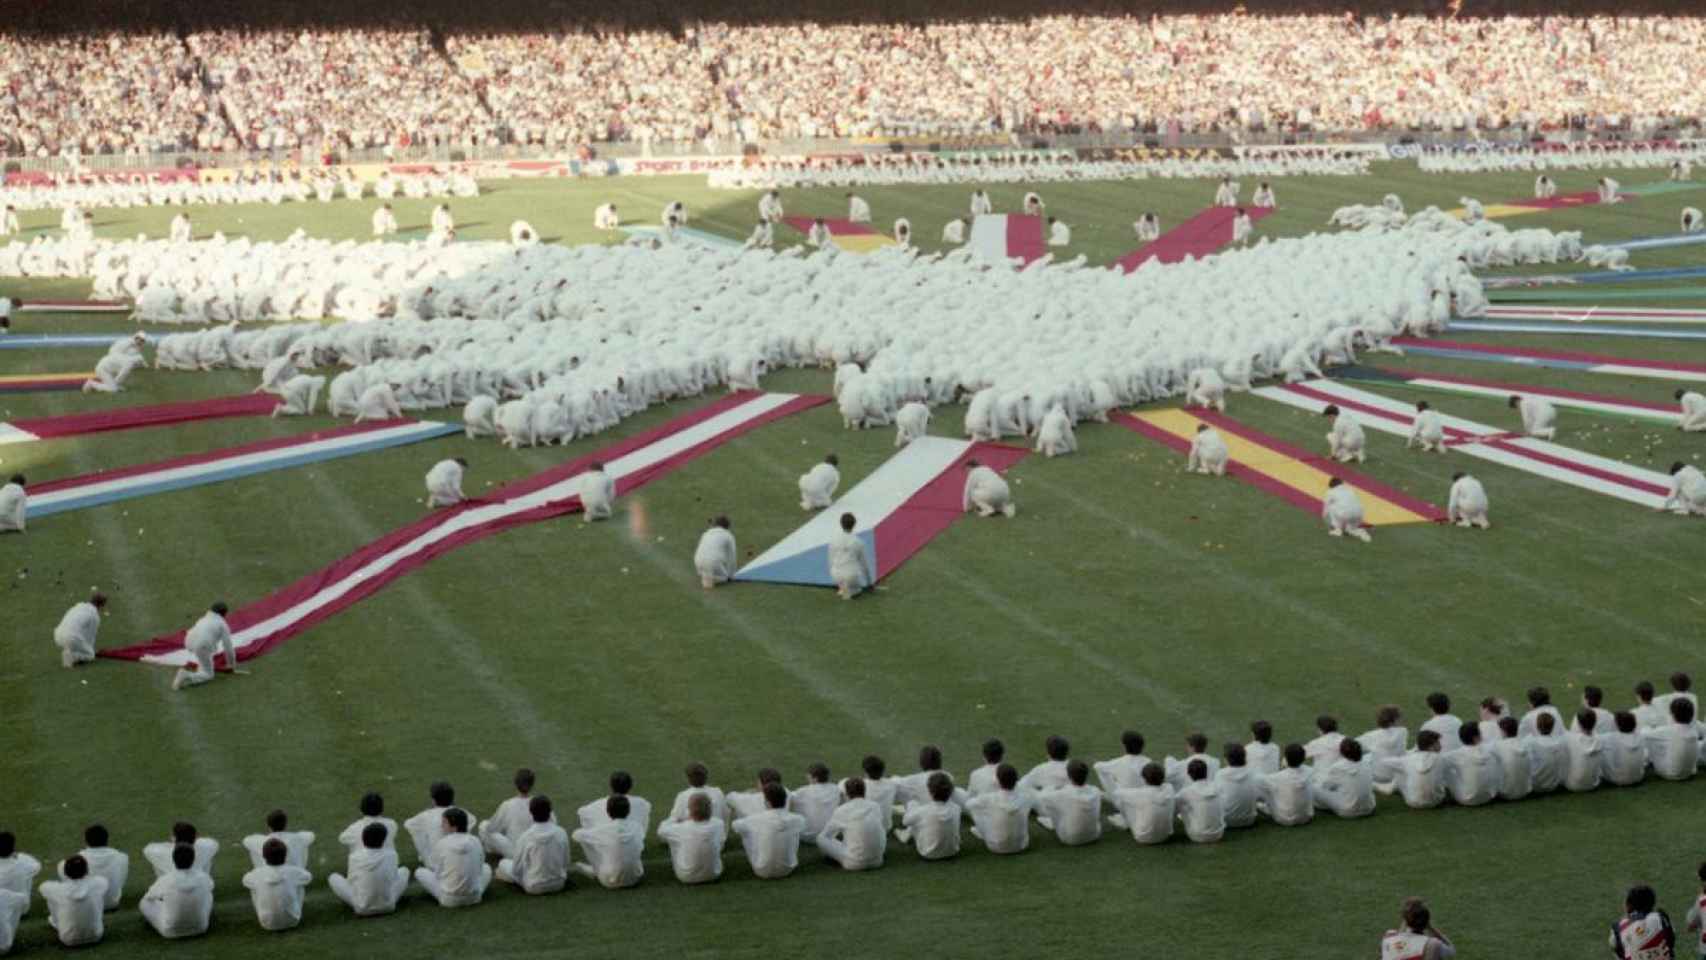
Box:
1312 739 1376 818
1644 699 1703 782
339 792 398 852
1444 722 1501 806
1176 759 1226 843
403 781 457 869
788 763 841 842
1601 712 1649 787
0 834 40 915
816 778 886 871
38 854 106 947
242 809 315 870
965 764 1037 855
1110 762 1176 844
577 771 653 836
1376 730 1447 809
1476 697 1509 746
243 838 313 932
657 793 725 885
1216 744 1260 829
1165 733 1221 790
842 755 900 832
1035 760 1104 846
734 783 808 879
900 773 963 861
1255 744 1314 827
329 822 410 917
68 824 127 911
143 822 218 878
140 844 213 939
0 888 20 956
1572 686 1617 737
1527 713 1569 794
668 763 728 828
1563 710 1605 793
572 795 646 889
495 796 569 895
1094 731 1154 817
1490 716 1534 801
479 768 545 859
415 808 490 907
1633 681 1667 730
1421 692 1464 753
1520 686 1566 739
1018 735 1073 794
967 739 1006 797
726 768 783 824
1304 715 1346 769
1245 721 1281 775
1358 706 1408 783
1656 672 1699 718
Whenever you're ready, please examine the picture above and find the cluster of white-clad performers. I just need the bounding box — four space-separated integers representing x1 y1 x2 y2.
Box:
0 167 479 219
4 168 1706 957
1 671 1703 951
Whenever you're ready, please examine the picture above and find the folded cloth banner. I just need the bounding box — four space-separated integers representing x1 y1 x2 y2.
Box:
1254 380 1671 509
1115 206 1275 272
736 436 1028 587
1611 232 1706 252
779 216 898 254
0 393 278 446
1115 408 1444 526
1487 286 1706 303
15 300 131 313
0 372 95 394
1447 320 1706 341
1390 337 1706 383
0 334 145 350
966 214 1046 266
1484 305 1706 323
1333 366 1681 425
26 420 460 518
1452 190 1631 221
103 391 829 667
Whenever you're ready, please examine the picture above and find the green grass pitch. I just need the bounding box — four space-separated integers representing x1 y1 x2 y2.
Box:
2 161 1705 958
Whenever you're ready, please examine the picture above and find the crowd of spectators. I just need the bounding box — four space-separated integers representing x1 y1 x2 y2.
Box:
3 15 1704 159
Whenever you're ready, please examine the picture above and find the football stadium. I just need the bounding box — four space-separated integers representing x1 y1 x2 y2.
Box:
2 0 1705 956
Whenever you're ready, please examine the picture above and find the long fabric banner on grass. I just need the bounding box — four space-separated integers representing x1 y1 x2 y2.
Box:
1448 319 1706 341
1611 232 1706 252
103 391 829 667
779 216 898 254
1333 366 1681 425
1451 190 1631 221
1253 380 1671 508
1115 408 1444 526
1488 287 1706 304
735 436 1028 587
26 421 460 518
0 334 144 350
0 372 94 394
1479 265 1706 289
15 300 131 314
0 393 278 445
1484 305 1706 324
1115 206 1275 272
1391 337 1706 383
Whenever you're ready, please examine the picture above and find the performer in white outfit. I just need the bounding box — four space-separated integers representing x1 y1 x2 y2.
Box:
1322 478 1371 542
1678 390 1706 432
1187 425 1229 476
1408 401 1447 453
242 839 312 932
570 796 645 889
656 794 725 885
846 194 871 223
424 458 468 508
139 845 213 939
694 516 737 587
1662 461 1706 516
1509 394 1557 439
415 809 490 907
52 592 107 668
798 454 840 510
171 602 237 690
580 463 616 521
734 782 808 879
494 796 569 895
962 460 1015 517
1447 472 1490 529
816 779 886 871
38 855 106 947
1323 405 1366 462
828 512 874 600
0 475 23 534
